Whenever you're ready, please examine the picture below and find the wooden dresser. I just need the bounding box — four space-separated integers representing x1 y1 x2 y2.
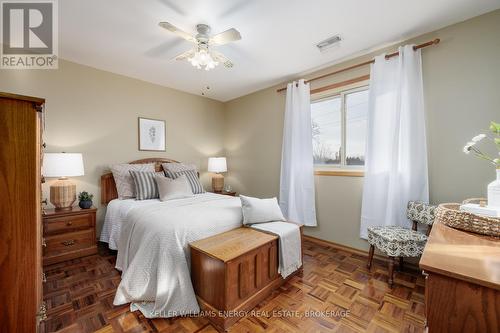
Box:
213 190 237 197
190 227 299 331
0 92 45 332
420 221 500 332
43 207 97 265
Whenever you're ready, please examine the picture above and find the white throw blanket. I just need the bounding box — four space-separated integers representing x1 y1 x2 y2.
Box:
113 194 242 318
250 222 302 278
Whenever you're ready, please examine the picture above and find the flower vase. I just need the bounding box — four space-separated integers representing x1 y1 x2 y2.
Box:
488 168 500 208
79 200 93 209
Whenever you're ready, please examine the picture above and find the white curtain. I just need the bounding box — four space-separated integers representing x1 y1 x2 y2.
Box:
360 45 429 239
280 79 317 226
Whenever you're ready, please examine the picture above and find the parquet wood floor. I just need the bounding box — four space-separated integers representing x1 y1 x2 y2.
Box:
41 240 426 333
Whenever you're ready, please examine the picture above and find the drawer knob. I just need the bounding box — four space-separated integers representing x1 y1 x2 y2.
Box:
62 240 75 246
42 272 47 283
66 221 73 226
42 238 46 247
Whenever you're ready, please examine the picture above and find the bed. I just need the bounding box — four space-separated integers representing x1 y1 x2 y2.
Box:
100 197 159 250
100 158 243 318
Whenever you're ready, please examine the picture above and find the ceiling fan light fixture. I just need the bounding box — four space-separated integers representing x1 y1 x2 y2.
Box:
188 48 219 71
160 21 240 71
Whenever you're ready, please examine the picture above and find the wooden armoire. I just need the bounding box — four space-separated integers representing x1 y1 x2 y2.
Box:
0 92 45 332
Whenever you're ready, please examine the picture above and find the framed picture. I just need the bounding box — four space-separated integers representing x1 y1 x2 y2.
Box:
138 117 166 151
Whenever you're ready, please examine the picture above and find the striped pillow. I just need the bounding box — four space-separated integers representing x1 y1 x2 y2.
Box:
110 163 155 199
129 171 163 200
164 169 205 194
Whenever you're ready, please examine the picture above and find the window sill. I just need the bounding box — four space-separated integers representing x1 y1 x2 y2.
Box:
314 169 364 177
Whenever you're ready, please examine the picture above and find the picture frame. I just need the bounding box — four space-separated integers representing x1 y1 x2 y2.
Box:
138 117 166 151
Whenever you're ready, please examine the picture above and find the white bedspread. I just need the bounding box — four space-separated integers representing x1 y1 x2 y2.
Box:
100 198 160 250
251 222 302 278
113 193 242 318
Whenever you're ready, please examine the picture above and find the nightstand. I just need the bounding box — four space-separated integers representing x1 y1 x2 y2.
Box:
42 207 97 266
214 191 237 197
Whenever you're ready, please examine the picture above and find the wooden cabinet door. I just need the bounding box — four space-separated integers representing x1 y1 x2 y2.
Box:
36 110 44 330
0 95 44 332
426 272 500 332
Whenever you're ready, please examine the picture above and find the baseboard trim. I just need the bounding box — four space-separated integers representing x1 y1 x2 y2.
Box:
303 235 370 256
303 235 420 270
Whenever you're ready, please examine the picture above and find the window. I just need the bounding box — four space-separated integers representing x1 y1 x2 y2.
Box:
311 87 369 168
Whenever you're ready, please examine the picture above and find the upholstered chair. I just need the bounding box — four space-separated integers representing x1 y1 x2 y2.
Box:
366 201 437 287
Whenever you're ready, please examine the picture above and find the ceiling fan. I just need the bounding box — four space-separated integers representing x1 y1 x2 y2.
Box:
159 22 241 71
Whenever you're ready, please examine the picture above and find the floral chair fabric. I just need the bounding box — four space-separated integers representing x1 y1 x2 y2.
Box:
406 201 437 226
367 226 428 257
368 201 436 257
367 201 437 287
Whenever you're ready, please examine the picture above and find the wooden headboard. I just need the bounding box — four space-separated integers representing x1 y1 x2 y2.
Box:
100 158 179 204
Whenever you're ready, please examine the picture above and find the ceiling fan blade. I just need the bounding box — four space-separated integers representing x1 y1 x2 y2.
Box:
173 49 195 61
212 51 234 68
159 21 196 43
209 28 241 46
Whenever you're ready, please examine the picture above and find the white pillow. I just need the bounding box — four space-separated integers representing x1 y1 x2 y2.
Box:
156 174 194 201
110 163 155 199
240 195 286 225
162 162 197 173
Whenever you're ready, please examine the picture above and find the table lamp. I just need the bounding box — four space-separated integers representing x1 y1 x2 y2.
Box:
208 157 227 192
43 153 84 210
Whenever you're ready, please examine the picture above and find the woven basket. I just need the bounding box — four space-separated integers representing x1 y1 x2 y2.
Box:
436 202 500 237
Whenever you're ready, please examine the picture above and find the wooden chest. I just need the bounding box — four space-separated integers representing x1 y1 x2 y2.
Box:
43 207 97 266
190 227 290 331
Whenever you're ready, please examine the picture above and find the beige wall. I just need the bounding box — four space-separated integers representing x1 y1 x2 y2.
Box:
224 10 500 251
1 10 498 247
0 60 226 234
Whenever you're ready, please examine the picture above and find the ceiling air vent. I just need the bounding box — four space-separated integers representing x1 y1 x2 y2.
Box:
316 34 342 52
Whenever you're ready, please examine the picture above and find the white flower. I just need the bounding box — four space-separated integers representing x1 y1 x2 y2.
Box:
463 141 476 154
471 134 486 142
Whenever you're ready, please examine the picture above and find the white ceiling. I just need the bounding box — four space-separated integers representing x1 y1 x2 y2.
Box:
60 0 500 101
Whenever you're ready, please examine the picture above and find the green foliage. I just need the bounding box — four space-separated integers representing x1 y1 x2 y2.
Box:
464 121 500 168
489 121 500 134
78 191 94 201
492 121 500 150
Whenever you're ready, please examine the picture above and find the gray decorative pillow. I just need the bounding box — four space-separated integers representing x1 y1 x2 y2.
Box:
129 171 163 200
164 169 205 194
240 195 286 225
156 174 194 201
110 163 155 199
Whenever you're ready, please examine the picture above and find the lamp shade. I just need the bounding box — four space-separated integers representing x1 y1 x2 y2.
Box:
43 153 84 177
208 157 227 173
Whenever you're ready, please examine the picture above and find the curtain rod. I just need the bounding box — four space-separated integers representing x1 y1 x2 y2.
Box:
276 38 440 93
